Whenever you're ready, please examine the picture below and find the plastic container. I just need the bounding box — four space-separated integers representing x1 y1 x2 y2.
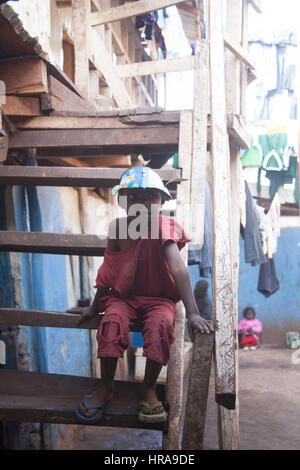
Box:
286 332 299 349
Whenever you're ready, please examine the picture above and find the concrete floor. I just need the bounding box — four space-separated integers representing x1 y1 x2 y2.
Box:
69 344 300 451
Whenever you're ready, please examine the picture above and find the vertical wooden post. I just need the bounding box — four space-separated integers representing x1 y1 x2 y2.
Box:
225 0 242 116
189 39 209 249
182 332 214 450
209 0 237 425
181 35 212 451
162 110 192 450
72 0 90 98
240 0 249 120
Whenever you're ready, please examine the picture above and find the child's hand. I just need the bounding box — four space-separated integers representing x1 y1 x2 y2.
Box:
187 313 214 341
66 306 98 326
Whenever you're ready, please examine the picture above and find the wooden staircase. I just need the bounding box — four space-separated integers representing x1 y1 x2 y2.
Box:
0 163 182 446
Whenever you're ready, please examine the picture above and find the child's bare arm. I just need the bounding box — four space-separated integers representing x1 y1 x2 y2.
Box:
163 242 214 340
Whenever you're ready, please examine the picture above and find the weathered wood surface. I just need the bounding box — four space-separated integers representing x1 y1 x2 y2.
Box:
42 75 96 114
0 308 142 332
15 111 181 129
0 369 166 430
209 0 236 411
8 126 180 149
162 111 193 451
0 231 106 256
182 332 214 450
0 166 180 188
189 39 209 248
0 57 48 95
2 96 41 117
90 0 190 26
116 56 195 78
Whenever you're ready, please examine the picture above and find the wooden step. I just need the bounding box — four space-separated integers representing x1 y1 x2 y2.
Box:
0 166 181 188
8 127 179 150
0 369 167 431
0 231 106 256
0 308 143 332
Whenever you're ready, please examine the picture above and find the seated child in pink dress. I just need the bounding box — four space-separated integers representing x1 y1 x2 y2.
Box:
238 307 262 350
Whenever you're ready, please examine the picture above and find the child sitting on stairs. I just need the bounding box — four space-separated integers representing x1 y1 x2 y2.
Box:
67 166 213 424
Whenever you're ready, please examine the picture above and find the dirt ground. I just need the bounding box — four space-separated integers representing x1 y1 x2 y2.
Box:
69 344 300 451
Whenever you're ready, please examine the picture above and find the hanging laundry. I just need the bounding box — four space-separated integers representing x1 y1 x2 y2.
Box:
257 256 280 297
257 131 289 171
242 182 267 267
256 204 276 259
266 193 281 254
188 181 212 278
135 12 155 40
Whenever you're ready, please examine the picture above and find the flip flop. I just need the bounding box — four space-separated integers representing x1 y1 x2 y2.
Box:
138 400 167 423
75 395 107 425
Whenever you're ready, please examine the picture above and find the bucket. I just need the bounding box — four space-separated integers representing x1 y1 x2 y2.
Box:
286 332 299 349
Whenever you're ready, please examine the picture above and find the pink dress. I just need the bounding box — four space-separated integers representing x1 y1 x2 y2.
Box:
238 318 262 340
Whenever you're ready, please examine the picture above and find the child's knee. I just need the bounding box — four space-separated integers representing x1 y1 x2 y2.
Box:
97 313 129 353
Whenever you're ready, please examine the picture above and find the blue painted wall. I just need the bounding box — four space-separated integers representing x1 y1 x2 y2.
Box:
189 226 300 344
238 227 300 342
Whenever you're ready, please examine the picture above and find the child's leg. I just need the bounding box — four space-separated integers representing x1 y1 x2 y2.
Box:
141 358 163 404
78 357 118 418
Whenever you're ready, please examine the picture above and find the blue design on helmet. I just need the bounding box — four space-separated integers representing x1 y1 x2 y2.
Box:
112 166 172 200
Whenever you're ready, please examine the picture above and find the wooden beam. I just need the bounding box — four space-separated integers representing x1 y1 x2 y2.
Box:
43 75 96 114
2 96 41 117
90 0 190 26
15 111 181 129
87 27 133 108
72 0 90 98
0 57 48 95
248 0 263 13
224 34 255 70
227 114 250 149
0 308 142 332
162 110 193 451
182 332 214 450
0 165 180 187
209 0 236 416
0 231 106 256
189 39 209 248
116 56 195 78
8 126 179 149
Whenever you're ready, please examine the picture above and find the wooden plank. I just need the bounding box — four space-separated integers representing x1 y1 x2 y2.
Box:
0 57 48 95
0 308 143 332
116 56 195 78
227 114 250 149
90 0 190 26
225 0 242 115
182 332 214 450
72 0 90 98
224 34 255 70
0 231 107 256
15 111 181 129
0 369 166 430
47 75 96 114
87 26 133 109
0 166 180 187
209 0 236 413
8 126 180 149
2 96 41 117
189 39 209 248
162 110 193 451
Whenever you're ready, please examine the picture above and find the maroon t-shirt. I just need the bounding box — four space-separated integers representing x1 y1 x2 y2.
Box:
94 214 191 310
